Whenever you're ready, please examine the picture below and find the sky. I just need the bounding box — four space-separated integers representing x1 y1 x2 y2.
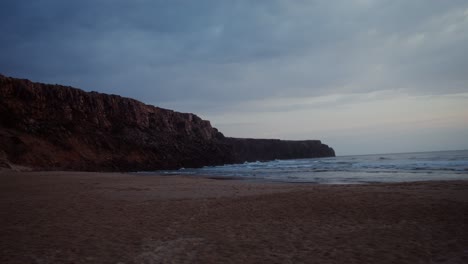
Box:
1 0 468 155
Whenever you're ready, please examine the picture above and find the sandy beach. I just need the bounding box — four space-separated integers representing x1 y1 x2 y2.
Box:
1 171 468 263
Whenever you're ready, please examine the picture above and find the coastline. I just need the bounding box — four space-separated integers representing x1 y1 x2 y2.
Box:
1 170 468 263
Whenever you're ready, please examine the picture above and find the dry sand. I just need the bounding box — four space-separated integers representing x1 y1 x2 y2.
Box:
1 170 468 264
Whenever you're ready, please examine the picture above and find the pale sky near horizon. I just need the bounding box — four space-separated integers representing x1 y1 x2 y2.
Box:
1 1 468 155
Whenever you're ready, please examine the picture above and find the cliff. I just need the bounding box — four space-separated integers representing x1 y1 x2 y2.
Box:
226 138 335 163
0 74 334 171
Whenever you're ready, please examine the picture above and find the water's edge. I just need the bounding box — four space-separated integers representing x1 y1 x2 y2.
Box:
140 150 468 184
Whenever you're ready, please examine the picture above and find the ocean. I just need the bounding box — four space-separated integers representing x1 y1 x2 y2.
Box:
150 150 468 184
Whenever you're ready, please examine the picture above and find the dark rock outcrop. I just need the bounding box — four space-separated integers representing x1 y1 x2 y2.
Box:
226 138 335 163
0 74 334 171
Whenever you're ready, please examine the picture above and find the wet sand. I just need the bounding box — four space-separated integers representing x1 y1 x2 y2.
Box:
1 171 468 263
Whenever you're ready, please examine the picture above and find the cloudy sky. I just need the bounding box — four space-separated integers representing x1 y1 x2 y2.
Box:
1 0 468 155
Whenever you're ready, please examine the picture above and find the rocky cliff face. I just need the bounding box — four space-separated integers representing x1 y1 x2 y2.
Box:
226 138 335 163
0 74 334 171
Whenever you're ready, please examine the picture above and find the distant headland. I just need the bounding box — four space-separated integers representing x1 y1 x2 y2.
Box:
0 74 335 171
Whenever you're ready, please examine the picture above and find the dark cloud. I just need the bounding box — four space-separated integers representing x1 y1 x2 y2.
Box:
1 0 467 109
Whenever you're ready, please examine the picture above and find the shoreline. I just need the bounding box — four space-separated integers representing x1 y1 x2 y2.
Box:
1 171 468 263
